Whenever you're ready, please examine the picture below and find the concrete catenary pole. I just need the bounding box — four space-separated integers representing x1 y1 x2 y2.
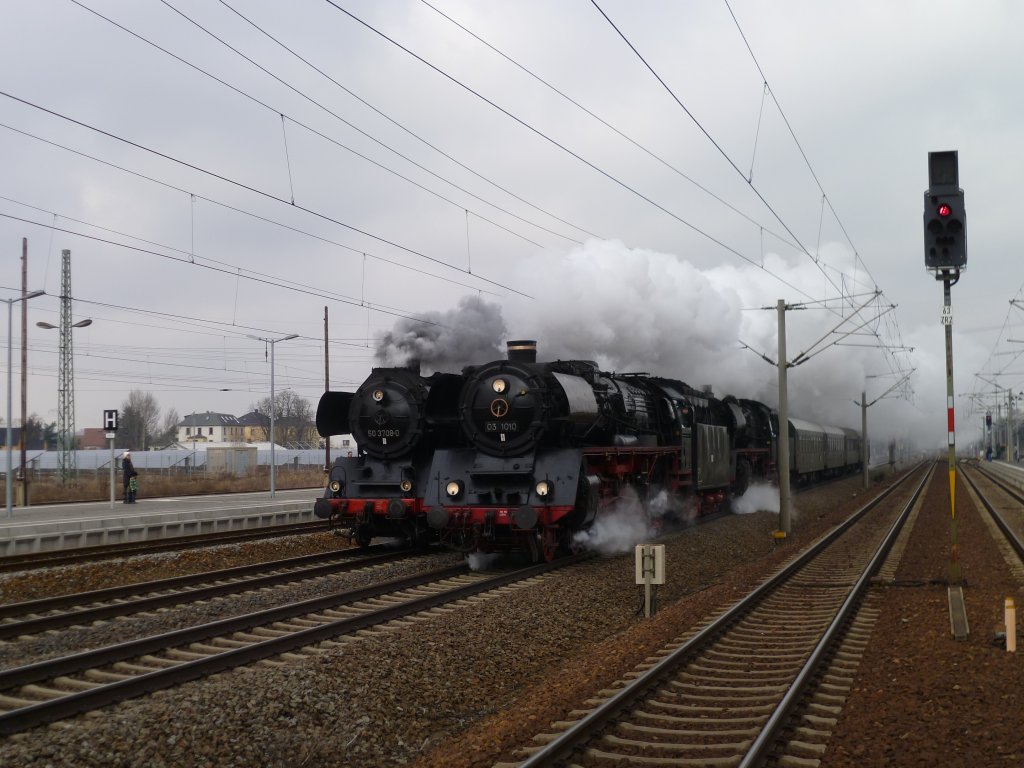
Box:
324 305 330 474
20 239 28 506
777 300 792 535
862 391 869 489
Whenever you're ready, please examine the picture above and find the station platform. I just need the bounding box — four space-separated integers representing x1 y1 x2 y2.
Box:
969 458 1024 491
0 488 322 556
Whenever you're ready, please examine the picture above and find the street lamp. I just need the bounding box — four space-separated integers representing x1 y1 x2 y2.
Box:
37 319 93 330
37 317 93 483
855 370 915 490
5 289 45 518
248 333 299 497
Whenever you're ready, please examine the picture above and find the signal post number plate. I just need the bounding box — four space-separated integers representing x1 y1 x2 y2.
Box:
940 306 952 325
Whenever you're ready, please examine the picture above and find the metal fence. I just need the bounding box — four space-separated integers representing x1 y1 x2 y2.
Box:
21 448 329 478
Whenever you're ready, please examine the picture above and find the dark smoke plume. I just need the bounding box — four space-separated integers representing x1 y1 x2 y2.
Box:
375 295 507 373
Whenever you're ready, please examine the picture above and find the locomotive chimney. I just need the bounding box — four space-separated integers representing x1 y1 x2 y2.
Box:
404 358 422 375
506 339 537 363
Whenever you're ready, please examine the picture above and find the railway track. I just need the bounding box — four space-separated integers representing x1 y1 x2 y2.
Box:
497 464 931 767
0 520 327 573
960 463 1024 578
0 553 591 735
0 544 433 640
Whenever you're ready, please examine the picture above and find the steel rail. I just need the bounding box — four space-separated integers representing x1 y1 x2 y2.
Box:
0 553 591 734
738 463 931 766
0 520 326 573
962 464 1024 563
517 463 926 767
0 546 430 639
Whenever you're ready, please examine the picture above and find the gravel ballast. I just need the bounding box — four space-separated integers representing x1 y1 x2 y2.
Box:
0 474 938 767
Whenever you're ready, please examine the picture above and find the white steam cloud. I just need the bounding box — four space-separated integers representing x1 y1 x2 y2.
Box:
375 238 936 448
731 483 781 515
571 487 671 555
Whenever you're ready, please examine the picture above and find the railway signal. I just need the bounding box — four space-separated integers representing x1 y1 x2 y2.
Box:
923 149 968 636
924 151 967 272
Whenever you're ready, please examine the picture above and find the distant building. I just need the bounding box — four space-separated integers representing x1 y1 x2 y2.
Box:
331 434 357 456
237 410 268 443
177 412 243 444
79 427 108 450
0 427 23 448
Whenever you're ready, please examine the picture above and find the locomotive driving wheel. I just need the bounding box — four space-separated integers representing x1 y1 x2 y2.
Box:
539 525 559 563
353 525 373 548
733 458 752 497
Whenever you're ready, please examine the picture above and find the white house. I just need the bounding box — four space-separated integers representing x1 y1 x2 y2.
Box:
177 412 244 445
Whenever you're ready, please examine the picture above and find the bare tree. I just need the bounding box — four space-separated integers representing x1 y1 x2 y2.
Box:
155 407 181 447
118 390 161 450
252 390 313 445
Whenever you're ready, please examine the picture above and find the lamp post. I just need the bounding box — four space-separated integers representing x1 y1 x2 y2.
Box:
855 370 915 490
6 289 45 518
248 333 298 497
36 317 92 483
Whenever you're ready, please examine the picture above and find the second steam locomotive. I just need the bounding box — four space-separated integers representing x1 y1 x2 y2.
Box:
314 340 861 560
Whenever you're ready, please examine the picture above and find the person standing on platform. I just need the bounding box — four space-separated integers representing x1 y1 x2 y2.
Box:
122 451 138 503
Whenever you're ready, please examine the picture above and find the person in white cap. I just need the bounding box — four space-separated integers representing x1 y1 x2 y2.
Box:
121 451 138 503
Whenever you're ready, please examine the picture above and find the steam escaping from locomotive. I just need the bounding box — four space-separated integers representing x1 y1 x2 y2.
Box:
732 483 781 515
376 294 506 374
372 238 890 433
317 237 887 563
571 489 678 556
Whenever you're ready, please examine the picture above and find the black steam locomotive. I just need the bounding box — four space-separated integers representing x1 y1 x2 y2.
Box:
313 366 462 546
315 340 861 560
422 341 776 560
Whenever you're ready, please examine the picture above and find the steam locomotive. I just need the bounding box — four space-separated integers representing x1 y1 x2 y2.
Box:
314 340 861 560
313 366 462 546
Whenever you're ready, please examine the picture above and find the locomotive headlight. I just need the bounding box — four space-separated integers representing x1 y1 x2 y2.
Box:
535 480 551 498
492 378 508 394
445 480 463 497
372 389 385 402
400 479 413 493
329 480 342 493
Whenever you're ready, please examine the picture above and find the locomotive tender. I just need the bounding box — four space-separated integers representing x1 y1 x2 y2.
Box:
315 340 862 560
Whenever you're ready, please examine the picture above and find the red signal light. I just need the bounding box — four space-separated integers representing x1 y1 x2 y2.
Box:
937 203 952 217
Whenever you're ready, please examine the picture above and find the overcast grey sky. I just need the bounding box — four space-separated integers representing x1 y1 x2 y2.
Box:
1 0 1021 450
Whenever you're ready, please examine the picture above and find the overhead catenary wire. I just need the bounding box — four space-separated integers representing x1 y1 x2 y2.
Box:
326 2 905 367
320 0 826 307
0 211 452 328
416 0 799 252
721 0 876 288
215 0 600 242
0 132 502 299
589 0 909 379
0 91 533 300
6 285 351 346
0 190 502 303
69 0 575 251
17 292 370 394
588 0 839 299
